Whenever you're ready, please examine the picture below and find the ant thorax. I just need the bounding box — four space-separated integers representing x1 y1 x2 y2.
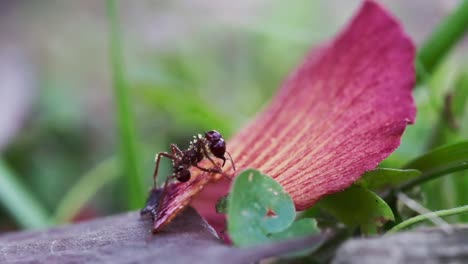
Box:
189 134 214 158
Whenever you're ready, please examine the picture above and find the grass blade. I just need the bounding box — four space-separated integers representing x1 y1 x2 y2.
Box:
0 159 51 229
417 0 468 77
387 205 468 234
53 157 119 223
106 0 145 209
401 141 468 190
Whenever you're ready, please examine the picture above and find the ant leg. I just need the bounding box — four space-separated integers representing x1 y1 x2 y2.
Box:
198 142 222 169
170 144 183 156
153 144 182 189
153 152 176 189
194 164 222 174
194 164 234 180
195 141 233 179
225 151 236 171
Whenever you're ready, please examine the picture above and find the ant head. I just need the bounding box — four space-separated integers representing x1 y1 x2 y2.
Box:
204 130 226 164
175 165 191 182
204 130 222 143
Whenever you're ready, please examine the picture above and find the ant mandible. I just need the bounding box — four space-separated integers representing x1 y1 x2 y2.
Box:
152 130 235 191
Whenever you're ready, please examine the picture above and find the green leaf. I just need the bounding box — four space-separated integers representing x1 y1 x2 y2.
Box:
318 185 394 235
356 168 421 190
227 169 320 248
269 218 320 241
227 169 321 247
400 141 468 190
228 169 296 246
269 218 322 257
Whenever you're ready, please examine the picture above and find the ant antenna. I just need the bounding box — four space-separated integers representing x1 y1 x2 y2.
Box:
225 151 236 171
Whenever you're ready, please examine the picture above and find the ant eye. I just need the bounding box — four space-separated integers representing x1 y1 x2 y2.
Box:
204 130 222 142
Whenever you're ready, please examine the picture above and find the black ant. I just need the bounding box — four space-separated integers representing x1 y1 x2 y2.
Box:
141 130 235 225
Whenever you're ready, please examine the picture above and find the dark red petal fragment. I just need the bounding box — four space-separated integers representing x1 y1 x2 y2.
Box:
145 162 216 232
194 0 415 229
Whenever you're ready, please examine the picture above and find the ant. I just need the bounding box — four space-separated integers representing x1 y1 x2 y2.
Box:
141 130 235 224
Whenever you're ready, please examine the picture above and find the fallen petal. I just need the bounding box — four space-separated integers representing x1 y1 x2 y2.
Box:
154 0 415 234
195 0 415 230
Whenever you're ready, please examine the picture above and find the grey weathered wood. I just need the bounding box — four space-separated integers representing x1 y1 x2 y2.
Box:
6 207 464 264
333 226 468 264
0 208 224 264
0 208 325 264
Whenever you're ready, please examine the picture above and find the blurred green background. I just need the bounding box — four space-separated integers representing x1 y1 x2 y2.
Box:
0 0 467 231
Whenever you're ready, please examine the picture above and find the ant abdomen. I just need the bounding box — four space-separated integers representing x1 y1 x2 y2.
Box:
175 166 191 182
177 170 191 182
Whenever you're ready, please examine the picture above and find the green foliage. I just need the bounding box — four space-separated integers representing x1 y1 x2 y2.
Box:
417 0 468 77
318 185 394 235
417 70 468 222
451 71 468 118
227 169 320 247
133 85 232 133
356 168 421 190
402 140 468 222
401 140 468 190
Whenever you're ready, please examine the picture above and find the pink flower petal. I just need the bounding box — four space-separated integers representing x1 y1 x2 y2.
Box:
151 0 415 233
194 0 415 230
